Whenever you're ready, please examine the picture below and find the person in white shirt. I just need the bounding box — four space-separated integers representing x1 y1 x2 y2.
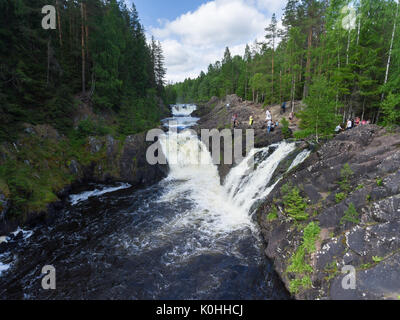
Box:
266 110 272 121
346 119 352 130
335 124 342 133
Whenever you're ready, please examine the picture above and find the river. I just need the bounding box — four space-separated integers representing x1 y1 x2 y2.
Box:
0 104 310 300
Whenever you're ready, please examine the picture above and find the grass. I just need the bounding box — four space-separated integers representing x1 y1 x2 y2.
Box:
287 222 321 294
324 261 339 281
0 129 113 218
267 205 278 221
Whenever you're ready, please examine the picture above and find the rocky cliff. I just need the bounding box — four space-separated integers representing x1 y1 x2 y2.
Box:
257 125 400 300
0 126 168 235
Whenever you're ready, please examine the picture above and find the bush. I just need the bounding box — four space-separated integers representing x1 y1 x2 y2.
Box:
335 192 346 203
281 118 291 139
338 163 353 193
340 203 359 225
281 184 309 221
267 205 278 221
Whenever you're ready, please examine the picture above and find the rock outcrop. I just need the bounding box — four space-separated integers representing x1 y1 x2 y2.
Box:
192 95 301 182
0 126 168 236
257 124 400 300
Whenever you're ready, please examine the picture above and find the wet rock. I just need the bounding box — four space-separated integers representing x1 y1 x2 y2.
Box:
330 253 400 300
88 136 103 154
257 124 400 300
68 160 80 176
119 132 168 187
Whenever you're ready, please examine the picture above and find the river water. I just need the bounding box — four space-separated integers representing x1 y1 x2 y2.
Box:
0 104 309 300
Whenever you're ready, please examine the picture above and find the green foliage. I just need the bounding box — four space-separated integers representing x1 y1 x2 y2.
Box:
381 92 400 128
295 76 339 142
335 192 346 204
289 276 312 295
303 222 321 253
168 0 400 129
340 203 360 225
287 222 321 294
0 0 165 143
267 205 278 221
376 178 383 186
372 256 384 263
281 184 309 221
338 163 354 194
281 118 291 139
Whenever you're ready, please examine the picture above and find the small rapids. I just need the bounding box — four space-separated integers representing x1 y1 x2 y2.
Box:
0 104 309 300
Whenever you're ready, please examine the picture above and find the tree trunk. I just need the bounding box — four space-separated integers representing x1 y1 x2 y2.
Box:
56 0 62 47
271 51 274 104
377 0 399 123
81 3 86 95
47 38 51 86
303 27 313 99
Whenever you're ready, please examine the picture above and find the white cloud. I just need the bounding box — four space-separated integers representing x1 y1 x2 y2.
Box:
150 0 286 83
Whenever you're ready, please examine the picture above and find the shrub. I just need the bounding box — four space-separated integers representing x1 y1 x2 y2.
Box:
267 205 278 221
338 163 353 193
335 192 346 204
281 118 291 139
340 203 359 225
281 184 308 221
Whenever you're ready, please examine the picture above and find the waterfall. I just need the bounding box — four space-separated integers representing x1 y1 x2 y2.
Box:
159 129 304 233
224 142 297 213
171 104 197 117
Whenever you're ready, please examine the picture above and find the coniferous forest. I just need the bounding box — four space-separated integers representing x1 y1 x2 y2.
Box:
168 0 400 137
0 0 167 142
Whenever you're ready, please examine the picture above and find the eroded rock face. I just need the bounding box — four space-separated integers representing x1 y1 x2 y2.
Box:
0 129 168 235
257 125 400 300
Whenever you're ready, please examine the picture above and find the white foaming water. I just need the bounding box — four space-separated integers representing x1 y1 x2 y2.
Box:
159 131 250 232
225 142 297 213
69 183 131 205
171 104 197 117
288 149 311 172
158 131 300 235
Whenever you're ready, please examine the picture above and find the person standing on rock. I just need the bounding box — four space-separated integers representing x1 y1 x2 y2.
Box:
281 102 286 114
249 115 254 126
232 114 238 128
266 110 272 122
267 119 272 133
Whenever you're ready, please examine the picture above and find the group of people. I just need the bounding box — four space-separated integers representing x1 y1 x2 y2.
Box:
335 117 370 133
265 109 279 133
231 102 290 132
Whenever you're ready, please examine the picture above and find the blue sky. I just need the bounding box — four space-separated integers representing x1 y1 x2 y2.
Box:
125 0 286 83
132 0 206 30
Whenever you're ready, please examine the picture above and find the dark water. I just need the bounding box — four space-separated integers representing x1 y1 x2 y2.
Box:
0 181 288 300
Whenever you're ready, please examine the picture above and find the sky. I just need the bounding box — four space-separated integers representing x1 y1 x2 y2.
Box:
126 0 286 83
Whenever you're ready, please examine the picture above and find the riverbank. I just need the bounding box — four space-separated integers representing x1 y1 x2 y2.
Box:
256 124 400 299
0 124 169 236
193 95 400 300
